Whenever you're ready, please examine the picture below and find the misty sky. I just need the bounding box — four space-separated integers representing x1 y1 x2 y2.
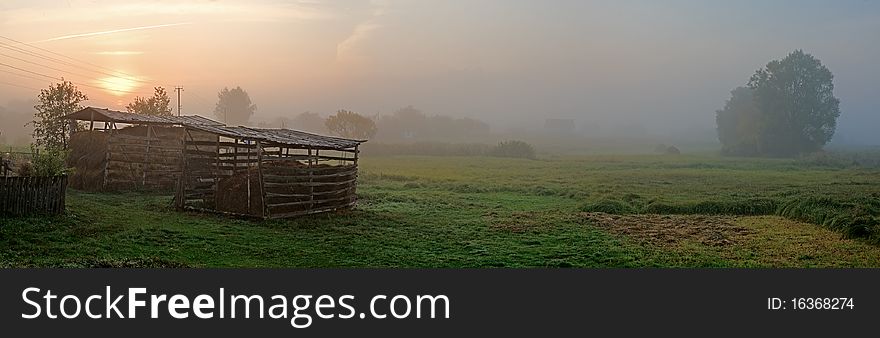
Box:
1 0 878 143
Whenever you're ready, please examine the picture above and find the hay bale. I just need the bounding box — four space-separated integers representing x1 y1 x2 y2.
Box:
67 131 109 190
215 168 263 216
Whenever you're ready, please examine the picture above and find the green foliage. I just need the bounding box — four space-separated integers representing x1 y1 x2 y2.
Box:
325 110 377 139
489 140 536 159
214 86 256 126
126 87 172 116
716 87 760 156
29 146 70 177
717 50 840 157
31 80 88 150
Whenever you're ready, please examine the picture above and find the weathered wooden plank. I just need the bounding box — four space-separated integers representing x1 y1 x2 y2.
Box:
263 154 354 162
263 178 356 188
262 170 357 182
265 186 352 198
266 194 354 209
266 201 356 219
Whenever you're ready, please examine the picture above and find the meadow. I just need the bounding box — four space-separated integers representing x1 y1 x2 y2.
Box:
1 154 879 267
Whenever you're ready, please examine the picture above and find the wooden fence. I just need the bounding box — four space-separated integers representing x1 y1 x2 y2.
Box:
0 175 68 216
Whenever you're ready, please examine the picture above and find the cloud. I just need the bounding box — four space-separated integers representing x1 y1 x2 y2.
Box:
35 23 192 43
0 1 333 26
93 51 145 56
335 0 390 62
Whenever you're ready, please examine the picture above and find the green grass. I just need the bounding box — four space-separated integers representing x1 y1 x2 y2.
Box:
2 154 880 267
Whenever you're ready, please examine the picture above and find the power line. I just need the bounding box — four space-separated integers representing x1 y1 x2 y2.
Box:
0 62 139 94
0 51 134 88
0 34 146 84
0 41 148 84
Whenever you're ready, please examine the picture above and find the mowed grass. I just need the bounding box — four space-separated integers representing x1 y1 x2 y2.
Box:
1 154 879 267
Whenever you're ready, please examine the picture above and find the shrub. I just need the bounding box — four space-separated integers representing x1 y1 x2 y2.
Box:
489 140 536 159
29 147 70 177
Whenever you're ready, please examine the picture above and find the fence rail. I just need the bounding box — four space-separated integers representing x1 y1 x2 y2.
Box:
0 175 67 216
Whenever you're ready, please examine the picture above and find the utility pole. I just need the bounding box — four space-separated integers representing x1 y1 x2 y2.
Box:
174 86 184 116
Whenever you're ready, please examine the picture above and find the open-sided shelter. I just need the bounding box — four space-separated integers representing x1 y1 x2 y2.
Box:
63 107 223 191
176 124 365 219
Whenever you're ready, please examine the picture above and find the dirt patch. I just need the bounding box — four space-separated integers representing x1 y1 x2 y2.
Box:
581 212 754 247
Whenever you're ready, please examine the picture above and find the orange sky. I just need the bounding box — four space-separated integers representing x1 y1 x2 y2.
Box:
1 1 879 143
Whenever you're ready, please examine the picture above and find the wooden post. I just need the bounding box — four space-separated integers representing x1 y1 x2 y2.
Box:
234 139 239 173
176 128 188 209
308 147 314 212
144 125 152 188
102 137 111 191
215 135 221 205
246 139 251 215
354 145 359 166
256 140 266 218
89 110 95 131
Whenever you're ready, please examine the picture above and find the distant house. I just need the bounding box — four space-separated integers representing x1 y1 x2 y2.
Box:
544 118 576 134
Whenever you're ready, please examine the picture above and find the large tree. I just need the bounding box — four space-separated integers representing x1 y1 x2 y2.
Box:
717 50 840 157
754 50 839 156
292 111 327 133
32 79 88 149
126 86 172 116
214 86 256 126
716 87 760 156
325 110 377 139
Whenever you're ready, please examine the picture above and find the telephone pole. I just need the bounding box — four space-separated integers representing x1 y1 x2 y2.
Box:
174 86 184 116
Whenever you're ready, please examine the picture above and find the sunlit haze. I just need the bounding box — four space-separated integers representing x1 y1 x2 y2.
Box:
1 0 879 144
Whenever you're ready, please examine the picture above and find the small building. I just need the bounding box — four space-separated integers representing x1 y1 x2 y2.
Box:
175 124 365 219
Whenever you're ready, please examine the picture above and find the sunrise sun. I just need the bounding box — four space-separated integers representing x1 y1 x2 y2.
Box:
99 76 138 96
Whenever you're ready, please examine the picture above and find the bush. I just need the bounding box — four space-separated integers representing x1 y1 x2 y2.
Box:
489 140 536 159
28 147 70 177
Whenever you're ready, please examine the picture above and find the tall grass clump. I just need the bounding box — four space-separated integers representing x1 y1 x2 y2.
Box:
488 140 536 159
643 198 778 216
777 197 880 240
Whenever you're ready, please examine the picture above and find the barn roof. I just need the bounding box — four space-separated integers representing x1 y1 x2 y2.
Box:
185 124 365 150
64 107 224 126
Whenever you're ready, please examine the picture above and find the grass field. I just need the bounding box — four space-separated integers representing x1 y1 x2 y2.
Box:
2 154 879 267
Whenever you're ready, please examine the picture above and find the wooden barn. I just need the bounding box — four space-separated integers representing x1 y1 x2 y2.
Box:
63 107 223 191
175 124 365 219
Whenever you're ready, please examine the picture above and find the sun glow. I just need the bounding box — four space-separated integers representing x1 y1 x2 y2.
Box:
99 76 139 96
